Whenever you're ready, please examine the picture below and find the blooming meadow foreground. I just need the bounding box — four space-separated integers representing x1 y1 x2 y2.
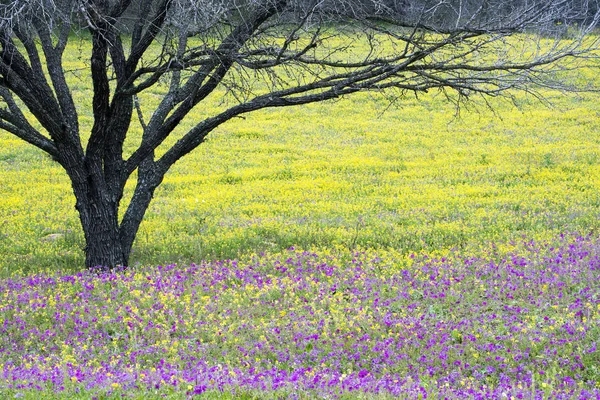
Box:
1 234 599 398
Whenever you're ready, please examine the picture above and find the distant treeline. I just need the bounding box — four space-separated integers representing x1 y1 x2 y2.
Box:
358 0 600 28
8 0 600 31
120 0 600 29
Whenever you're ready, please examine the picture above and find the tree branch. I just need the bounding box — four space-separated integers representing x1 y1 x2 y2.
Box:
123 0 289 178
127 0 173 74
85 29 111 161
34 21 80 141
0 88 58 157
0 32 65 141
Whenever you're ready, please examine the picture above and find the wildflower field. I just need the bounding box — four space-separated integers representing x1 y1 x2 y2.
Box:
1 237 600 398
1 38 600 398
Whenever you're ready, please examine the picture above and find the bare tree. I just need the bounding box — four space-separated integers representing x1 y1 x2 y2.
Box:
0 0 598 269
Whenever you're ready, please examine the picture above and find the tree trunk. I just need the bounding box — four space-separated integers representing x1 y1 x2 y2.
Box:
71 162 163 270
84 227 128 270
118 164 164 264
76 191 128 270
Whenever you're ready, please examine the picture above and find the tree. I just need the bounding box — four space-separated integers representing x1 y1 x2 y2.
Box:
0 0 598 270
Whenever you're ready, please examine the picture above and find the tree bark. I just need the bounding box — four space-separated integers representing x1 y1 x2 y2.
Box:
68 152 129 270
67 156 164 269
119 162 164 263
83 218 128 270
76 190 128 270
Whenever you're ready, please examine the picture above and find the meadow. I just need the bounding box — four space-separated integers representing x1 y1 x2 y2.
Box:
0 36 600 397
1 236 599 398
1 71 599 275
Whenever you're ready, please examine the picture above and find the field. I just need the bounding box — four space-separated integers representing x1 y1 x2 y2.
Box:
1 237 599 398
1 76 599 275
1 38 600 397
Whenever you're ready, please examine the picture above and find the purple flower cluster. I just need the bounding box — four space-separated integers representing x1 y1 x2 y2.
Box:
0 234 599 398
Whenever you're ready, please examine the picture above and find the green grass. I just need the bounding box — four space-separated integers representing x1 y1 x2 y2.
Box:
0 40 599 276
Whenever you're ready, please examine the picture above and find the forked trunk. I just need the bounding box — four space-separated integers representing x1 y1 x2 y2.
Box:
72 162 163 270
